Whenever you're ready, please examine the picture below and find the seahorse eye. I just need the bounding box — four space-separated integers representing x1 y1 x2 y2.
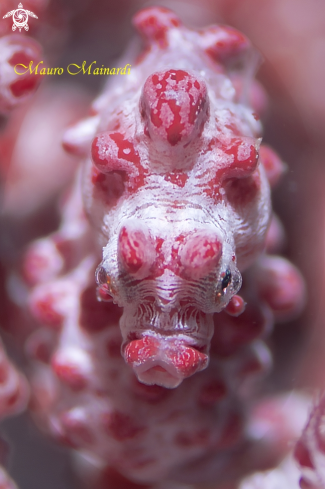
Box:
221 269 232 290
95 265 108 286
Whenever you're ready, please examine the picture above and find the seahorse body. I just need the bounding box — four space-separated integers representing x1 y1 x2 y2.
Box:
84 7 270 389
22 7 305 486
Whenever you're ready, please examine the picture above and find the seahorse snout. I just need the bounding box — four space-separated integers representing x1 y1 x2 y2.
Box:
124 334 208 388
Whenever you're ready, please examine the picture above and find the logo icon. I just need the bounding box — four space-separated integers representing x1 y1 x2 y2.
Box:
3 3 38 32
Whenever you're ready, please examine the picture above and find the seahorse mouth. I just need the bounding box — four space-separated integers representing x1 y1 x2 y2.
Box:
123 333 209 389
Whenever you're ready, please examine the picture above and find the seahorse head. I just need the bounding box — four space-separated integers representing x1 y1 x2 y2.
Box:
95 214 244 388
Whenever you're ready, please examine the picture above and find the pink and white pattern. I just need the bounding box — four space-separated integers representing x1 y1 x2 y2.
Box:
15 6 307 488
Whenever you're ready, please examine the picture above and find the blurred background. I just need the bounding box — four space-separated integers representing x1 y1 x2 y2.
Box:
0 0 325 487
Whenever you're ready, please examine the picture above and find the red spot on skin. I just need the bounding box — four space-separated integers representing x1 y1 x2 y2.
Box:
141 70 209 147
260 144 286 187
30 291 65 329
133 7 180 49
10 75 41 98
92 133 140 170
165 100 183 145
155 237 164 253
124 336 160 365
225 295 246 317
167 235 186 275
164 172 188 187
179 232 222 280
220 137 260 179
200 137 259 203
294 440 315 469
109 133 141 165
198 380 227 405
201 26 250 64
92 133 146 193
79 285 122 333
103 411 145 441
91 167 125 205
118 227 146 274
91 132 140 173
167 346 208 377
149 237 165 277
148 71 189 145
201 179 222 203
118 224 156 278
